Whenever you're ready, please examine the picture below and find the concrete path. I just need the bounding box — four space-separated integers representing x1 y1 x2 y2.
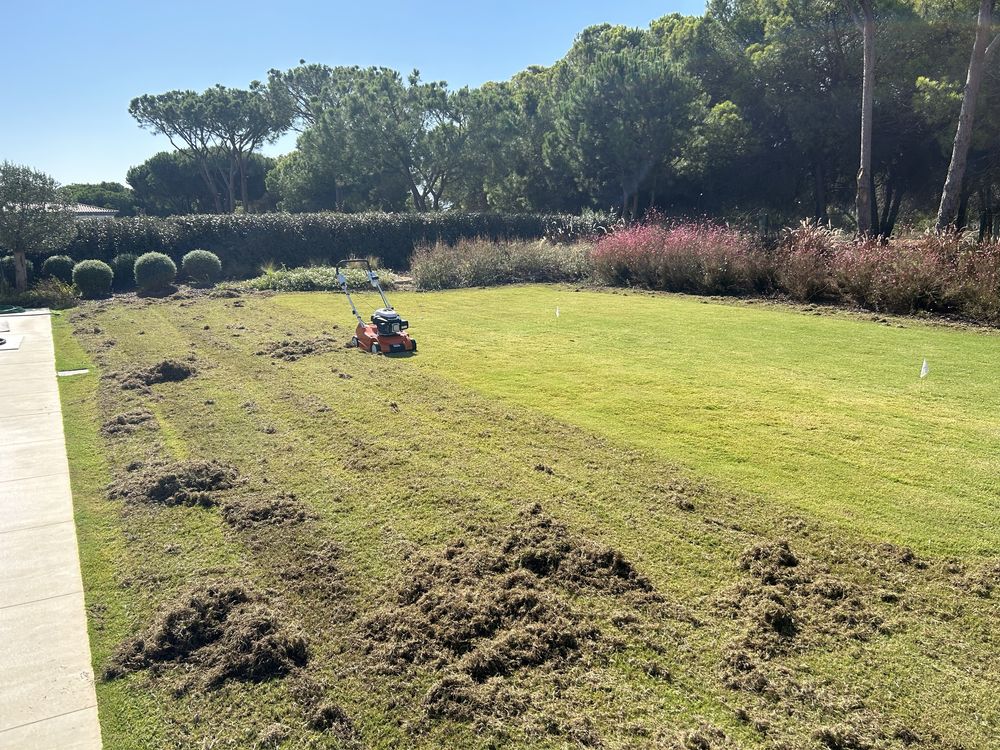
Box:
0 311 102 749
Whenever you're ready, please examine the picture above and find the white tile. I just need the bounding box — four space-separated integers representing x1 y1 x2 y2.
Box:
0 474 74 533
0 414 65 446
0 376 59 399
0 390 62 419
0 522 84 608
0 593 98 733
0 440 68 482
0 706 102 750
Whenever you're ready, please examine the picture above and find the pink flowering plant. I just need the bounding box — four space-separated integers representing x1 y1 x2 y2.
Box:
592 222 767 295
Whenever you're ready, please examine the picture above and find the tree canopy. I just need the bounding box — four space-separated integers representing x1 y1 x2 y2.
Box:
0 162 75 291
126 2 1000 236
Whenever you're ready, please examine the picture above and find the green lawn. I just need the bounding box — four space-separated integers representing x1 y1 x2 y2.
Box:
281 285 1000 556
56 287 1000 749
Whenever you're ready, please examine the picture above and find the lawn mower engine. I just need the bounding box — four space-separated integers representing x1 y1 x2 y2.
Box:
353 307 416 354
336 257 417 355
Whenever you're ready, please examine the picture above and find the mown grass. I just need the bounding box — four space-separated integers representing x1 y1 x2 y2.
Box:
57 289 1000 749
279 285 999 557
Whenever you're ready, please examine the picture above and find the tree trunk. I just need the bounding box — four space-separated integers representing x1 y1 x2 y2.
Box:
198 161 223 214
936 0 996 232
855 0 876 236
227 160 238 213
885 187 904 237
13 250 28 293
813 159 828 224
957 186 971 230
879 178 894 236
980 185 994 241
407 174 426 211
238 154 250 213
869 172 880 235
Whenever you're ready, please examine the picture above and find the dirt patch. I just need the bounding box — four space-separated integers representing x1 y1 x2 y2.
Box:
114 359 197 391
103 581 308 689
221 493 316 530
674 724 730 749
255 336 338 362
361 505 654 727
109 460 239 507
101 409 158 436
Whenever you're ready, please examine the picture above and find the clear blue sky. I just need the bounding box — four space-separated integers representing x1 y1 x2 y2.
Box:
2 1 705 186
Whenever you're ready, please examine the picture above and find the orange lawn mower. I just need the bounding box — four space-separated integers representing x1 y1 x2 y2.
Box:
336 258 416 355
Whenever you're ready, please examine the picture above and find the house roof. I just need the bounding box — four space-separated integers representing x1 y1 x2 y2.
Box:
71 203 117 215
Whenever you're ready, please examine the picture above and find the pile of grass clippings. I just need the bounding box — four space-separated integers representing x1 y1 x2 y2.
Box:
715 540 918 748
221 492 316 530
114 359 197 392
101 409 158 436
255 336 339 362
109 460 239 507
104 582 308 690
362 505 656 726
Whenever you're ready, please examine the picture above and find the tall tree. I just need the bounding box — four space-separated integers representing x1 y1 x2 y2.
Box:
0 163 75 292
551 47 704 218
127 151 275 216
341 69 469 210
129 90 225 213
851 0 877 235
202 84 290 212
130 85 289 214
267 61 335 131
936 0 999 230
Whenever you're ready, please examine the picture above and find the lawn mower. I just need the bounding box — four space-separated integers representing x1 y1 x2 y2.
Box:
335 257 416 355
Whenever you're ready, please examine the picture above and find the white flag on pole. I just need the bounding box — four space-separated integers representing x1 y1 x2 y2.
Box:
555 306 560 318
920 359 929 379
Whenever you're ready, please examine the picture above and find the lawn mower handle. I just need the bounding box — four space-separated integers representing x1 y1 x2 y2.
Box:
333 257 393 320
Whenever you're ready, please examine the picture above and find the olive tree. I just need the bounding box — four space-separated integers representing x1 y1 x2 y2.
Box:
0 163 75 292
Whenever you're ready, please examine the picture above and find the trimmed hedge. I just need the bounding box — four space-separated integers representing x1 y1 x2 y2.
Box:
72 260 114 299
181 249 222 285
110 253 138 291
64 212 590 278
135 252 177 293
41 255 76 284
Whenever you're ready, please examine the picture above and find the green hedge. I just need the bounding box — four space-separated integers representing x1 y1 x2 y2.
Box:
64 212 592 279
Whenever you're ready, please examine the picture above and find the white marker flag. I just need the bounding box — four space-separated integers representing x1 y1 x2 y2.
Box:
920 359 929 379
555 307 560 318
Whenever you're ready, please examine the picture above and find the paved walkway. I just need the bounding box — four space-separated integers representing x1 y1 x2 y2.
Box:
0 311 102 749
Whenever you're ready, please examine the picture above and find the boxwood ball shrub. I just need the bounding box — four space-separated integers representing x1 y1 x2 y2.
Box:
182 249 222 286
72 260 114 299
134 252 176 293
41 255 75 284
110 253 138 291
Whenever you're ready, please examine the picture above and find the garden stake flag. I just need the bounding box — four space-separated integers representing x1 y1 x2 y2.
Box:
920 359 929 379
